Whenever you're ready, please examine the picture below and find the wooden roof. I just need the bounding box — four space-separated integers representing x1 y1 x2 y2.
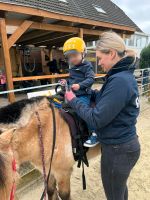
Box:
0 0 142 47
0 0 142 32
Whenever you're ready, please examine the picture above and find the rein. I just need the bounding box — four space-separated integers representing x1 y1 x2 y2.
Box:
35 102 56 200
35 111 47 200
9 129 17 200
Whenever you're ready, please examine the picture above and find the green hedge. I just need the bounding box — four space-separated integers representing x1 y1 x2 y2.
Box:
140 45 150 69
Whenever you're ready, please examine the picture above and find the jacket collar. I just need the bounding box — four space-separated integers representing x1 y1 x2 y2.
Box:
107 56 135 78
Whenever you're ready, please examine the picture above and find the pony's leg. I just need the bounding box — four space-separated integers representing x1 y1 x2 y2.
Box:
47 174 59 200
55 169 72 200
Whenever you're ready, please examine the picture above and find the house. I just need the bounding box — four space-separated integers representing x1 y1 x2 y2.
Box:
0 0 141 102
125 32 150 57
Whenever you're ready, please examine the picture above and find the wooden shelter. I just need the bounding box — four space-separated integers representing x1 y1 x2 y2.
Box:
0 0 141 102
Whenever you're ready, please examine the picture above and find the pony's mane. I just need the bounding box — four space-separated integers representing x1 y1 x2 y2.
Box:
0 154 6 188
0 96 49 128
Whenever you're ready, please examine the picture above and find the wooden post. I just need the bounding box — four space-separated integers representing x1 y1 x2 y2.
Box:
79 28 83 39
49 48 53 61
0 18 15 102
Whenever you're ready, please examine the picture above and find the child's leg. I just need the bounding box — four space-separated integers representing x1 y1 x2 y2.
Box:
84 132 99 147
77 96 99 147
77 95 90 106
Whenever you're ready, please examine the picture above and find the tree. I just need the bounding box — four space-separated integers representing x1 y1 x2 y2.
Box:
140 44 150 69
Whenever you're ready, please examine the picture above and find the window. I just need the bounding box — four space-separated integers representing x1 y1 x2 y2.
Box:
128 35 135 47
58 0 68 3
135 36 142 48
94 5 106 14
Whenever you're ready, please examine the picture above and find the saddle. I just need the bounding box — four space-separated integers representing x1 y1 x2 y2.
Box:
60 106 89 190
60 107 89 165
48 95 90 165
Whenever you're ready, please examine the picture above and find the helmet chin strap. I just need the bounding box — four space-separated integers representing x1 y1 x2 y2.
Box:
81 50 87 63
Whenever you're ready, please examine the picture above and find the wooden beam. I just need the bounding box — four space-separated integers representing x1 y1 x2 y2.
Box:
6 19 103 37
0 18 15 102
49 49 53 61
12 74 105 82
31 22 79 33
13 74 69 82
83 29 102 36
79 28 83 38
1 2 135 32
8 20 33 49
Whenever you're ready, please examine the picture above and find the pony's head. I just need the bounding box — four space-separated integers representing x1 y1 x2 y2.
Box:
0 129 17 200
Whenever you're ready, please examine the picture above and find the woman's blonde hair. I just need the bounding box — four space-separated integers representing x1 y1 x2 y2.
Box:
96 32 136 58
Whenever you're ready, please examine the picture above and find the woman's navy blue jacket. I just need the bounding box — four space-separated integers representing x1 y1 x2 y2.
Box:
69 57 140 144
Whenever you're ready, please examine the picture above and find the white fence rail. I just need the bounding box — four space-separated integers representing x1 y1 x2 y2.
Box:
134 68 150 96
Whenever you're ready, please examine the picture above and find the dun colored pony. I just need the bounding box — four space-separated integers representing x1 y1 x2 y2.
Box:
0 97 100 200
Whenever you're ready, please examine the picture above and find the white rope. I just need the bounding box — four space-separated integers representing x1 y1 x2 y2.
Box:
0 83 59 95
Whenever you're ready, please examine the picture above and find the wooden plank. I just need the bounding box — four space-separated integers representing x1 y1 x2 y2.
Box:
3 3 136 32
0 18 15 102
12 74 105 82
8 20 33 49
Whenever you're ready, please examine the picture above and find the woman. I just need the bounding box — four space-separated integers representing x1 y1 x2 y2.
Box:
65 32 141 200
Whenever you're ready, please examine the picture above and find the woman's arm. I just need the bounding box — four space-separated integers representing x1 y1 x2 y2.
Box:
68 77 131 130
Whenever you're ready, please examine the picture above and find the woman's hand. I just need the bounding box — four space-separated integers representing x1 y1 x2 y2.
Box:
71 84 80 91
65 90 76 101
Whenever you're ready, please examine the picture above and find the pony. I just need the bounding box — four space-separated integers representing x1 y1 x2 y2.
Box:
0 97 100 200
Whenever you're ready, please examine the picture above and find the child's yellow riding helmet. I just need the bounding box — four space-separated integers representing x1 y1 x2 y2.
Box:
63 37 86 56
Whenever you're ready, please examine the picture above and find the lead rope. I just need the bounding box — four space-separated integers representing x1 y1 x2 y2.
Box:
10 157 17 200
40 103 56 200
35 111 47 200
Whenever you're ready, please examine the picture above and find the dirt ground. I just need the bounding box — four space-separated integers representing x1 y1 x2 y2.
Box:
16 96 150 200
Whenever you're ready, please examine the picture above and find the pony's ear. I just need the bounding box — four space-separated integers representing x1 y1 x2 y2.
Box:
0 129 14 151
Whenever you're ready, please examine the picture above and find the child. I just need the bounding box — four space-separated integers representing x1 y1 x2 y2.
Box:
61 37 99 147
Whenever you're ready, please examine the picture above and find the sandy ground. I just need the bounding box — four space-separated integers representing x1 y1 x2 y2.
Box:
15 96 150 200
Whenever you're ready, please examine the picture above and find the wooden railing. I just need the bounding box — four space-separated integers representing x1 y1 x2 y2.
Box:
13 74 106 82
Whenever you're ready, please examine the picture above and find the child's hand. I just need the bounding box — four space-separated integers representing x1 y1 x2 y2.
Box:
71 84 80 91
59 79 67 86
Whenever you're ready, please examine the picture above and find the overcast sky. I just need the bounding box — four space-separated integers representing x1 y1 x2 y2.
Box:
112 0 150 34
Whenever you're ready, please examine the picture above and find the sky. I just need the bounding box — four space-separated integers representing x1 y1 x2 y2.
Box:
112 0 150 34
